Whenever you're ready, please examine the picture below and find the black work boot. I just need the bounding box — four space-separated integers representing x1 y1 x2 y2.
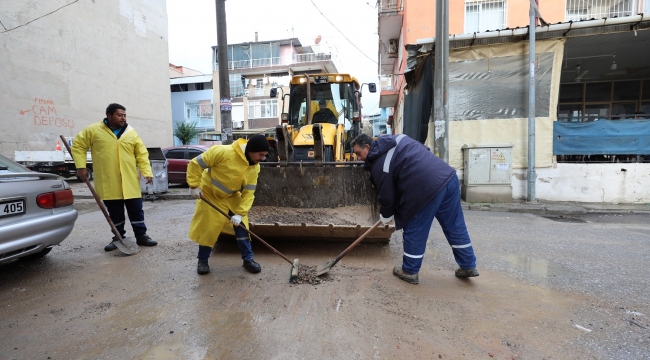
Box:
104 240 117 252
392 266 419 284
243 259 261 273
455 268 479 278
197 260 210 275
136 234 158 246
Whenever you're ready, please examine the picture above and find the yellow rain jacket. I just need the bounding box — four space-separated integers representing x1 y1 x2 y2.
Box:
71 121 152 200
187 138 260 247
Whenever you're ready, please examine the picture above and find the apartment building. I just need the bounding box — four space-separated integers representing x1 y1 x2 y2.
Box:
169 65 215 145
378 0 650 203
1 0 172 156
211 36 340 135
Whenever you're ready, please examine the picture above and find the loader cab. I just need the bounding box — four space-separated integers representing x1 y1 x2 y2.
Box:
286 75 362 154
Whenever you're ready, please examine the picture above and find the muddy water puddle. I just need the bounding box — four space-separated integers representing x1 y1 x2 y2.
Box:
506 254 568 277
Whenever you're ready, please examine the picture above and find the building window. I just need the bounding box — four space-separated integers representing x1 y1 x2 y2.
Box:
565 0 635 21
195 82 204 91
171 83 188 92
248 99 278 118
558 80 650 122
464 0 507 34
566 8 588 22
184 100 214 128
230 73 245 97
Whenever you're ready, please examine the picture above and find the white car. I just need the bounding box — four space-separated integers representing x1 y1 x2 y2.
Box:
0 154 78 262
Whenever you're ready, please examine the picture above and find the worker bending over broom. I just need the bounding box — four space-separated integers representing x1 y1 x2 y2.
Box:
352 134 479 285
187 134 269 275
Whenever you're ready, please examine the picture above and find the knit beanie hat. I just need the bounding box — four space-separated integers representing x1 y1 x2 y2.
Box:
246 134 270 153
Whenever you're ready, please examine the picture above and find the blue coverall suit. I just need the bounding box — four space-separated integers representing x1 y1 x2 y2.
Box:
364 134 477 274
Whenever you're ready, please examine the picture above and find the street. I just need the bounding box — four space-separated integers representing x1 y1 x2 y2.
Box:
1 200 649 359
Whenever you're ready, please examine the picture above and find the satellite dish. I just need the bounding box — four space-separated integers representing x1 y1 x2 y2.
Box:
315 35 322 44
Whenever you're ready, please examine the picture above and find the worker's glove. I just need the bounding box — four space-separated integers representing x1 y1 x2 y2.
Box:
189 187 202 199
380 214 394 225
230 214 243 227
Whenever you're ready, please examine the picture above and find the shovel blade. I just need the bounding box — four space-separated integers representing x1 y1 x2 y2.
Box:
316 259 336 276
114 236 140 255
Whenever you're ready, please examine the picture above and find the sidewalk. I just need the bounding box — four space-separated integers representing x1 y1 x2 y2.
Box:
68 181 650 215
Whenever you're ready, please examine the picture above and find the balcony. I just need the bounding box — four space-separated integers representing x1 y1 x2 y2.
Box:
378 0 404 76
565 0 646 21
216 53 335 73
379 75 399 108
380 75 394 91
184 101 214 129
380 0 403 13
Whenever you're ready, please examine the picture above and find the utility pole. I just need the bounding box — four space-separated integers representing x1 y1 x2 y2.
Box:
527 0 537 202
216 0 232 145
431 0 449 162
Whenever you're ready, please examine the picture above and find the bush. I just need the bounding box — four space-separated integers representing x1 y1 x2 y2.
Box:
174 121 199 145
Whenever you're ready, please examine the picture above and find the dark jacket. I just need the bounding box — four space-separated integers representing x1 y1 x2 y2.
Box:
364 134 456 230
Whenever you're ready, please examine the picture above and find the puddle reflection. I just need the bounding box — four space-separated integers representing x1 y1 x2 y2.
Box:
506 255 565 277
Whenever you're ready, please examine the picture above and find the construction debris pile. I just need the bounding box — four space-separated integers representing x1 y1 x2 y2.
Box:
250 206 361 226
292 264 332 285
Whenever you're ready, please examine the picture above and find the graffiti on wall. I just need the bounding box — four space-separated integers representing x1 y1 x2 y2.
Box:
20 98 75 128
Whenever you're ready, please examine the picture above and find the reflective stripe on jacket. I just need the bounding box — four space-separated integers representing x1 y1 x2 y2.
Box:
364 134 456 230
186 139 260 247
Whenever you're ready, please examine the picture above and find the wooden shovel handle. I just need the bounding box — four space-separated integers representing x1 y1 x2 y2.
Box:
332 220 383 263
59 135 127 245
199 194 294 266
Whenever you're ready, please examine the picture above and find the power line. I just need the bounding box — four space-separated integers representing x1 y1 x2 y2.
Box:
1 0 79 34
310 0 378 65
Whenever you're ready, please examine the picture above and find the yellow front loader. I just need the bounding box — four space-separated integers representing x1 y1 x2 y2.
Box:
246 73 395 242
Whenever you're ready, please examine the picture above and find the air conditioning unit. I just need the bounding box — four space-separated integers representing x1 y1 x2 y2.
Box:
388 39 398 58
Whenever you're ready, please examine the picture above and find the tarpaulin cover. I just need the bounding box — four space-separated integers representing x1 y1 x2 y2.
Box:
403 54 433 143
445 39 565 169
554 119 650 155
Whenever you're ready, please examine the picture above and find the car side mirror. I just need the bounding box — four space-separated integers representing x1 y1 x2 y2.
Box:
368 83 377 93
270 88 277 98
281 113 289 123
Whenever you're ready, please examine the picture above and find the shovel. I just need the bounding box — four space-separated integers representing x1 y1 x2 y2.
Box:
59 135 139 255
316 220 383 276
199 194 299 283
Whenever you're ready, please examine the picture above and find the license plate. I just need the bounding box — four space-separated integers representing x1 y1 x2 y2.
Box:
307 150 315 158
314 76 328 84
1 199 26 218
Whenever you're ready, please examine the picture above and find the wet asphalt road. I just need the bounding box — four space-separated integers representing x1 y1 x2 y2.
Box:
0 200 649 359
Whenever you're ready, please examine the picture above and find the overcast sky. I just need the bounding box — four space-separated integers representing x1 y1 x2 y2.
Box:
166 0 381 115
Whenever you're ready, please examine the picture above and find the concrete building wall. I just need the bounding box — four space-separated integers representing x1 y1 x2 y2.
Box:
513 164 650 203
456 163 650 203
0 0 172 157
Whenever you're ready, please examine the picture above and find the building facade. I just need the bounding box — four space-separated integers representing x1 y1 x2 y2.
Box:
0 0 172 157
170 71 216 146
378 0 650 203
211 37 340 135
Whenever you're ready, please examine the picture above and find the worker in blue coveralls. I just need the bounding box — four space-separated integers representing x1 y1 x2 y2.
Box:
351 134 478 285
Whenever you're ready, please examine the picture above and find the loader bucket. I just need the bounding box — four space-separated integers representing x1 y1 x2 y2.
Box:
248 165 395 242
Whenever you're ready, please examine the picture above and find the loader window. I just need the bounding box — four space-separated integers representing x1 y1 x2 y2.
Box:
289 82 356 128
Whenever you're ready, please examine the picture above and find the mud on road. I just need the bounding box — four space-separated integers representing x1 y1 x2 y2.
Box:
1 200 649 359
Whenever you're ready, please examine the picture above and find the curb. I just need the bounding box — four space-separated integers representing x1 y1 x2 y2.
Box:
72 193 650 216
461 203 650 215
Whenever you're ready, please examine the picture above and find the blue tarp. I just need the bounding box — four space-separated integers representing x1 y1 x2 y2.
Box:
553 119 650 155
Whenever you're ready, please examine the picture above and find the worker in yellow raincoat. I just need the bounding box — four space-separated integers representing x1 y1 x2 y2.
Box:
187 134 269 275
72 103 158 251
